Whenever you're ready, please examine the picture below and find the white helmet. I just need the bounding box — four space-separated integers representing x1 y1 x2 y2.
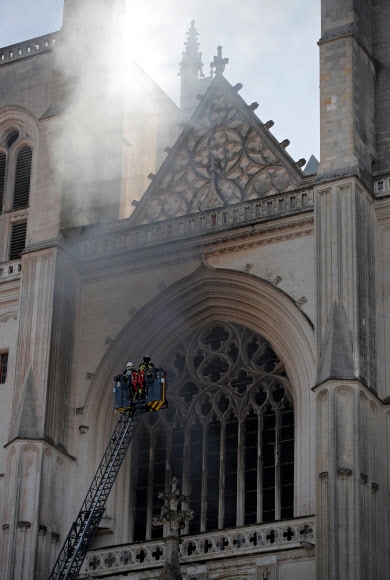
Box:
126 362 133 368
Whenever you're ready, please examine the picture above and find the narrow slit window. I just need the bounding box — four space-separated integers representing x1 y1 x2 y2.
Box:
10 222 27 260
0 152 6 212
0 352 8 384
13 147 32 209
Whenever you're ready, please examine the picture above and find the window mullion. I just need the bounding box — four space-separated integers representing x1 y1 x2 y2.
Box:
200 421 207 532
218 419 226 529
257 411 263 523
275 408 281 520
146 430 156 540
182 423 191 535
236 416 245 526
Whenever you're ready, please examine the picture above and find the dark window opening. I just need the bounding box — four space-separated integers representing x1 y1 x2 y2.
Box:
0 152 6 212
13 147 32 209
0 352 8 384
10 221 27 260
6 130 19 147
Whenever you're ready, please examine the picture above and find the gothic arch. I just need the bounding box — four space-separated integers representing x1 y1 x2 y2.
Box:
84 263 316 521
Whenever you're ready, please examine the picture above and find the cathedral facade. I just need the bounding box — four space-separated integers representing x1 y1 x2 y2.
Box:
0 1 389 579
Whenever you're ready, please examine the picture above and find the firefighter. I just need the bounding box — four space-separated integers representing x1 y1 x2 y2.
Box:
123 362 141 403
138 356 154 372
138 356 154 399
124 361 135 378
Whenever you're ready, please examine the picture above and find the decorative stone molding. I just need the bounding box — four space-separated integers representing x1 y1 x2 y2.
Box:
319 471 328 481
39 525 47 536
2 523 10 533
360 474 368 485
51 532 60 543
273 276 282 286
75 407 84 415
244 263 253 272
0 312 18 323
0 33 56 66
81 518 315 575
257 564 275 580
374 176 390 195
78 193 314 261
337 469 352 480
17 521 31 532
296 296 307 307
371 483 379 494
86 372 95 379
22 444 37 453
79 425 89 434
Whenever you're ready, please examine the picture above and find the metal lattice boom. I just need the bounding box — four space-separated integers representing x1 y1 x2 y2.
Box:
48 406 143 580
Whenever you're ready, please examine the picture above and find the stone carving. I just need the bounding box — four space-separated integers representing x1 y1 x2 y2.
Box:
86 372 95 379
104 337 114 346
296 296 307 307
51 532 60 543
371 483 379 493
79 425 89 434
338 469 352 479
39 525 47 536
137 86 300 225
360 474 368 485
273 276 282 286
257 565 275 580
2 524 10 533
75 407 84 415
0 312 17 323
319 472 328 481
244 263 253 272
17 521 31 532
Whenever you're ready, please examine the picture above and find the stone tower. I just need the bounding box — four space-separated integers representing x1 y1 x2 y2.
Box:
315 0 390 577
0 1 389 579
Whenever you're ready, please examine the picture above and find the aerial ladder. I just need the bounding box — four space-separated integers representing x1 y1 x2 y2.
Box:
48 362 167 580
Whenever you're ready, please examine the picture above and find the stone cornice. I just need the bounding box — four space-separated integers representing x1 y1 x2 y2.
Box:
23 236 64 255
318 24 375 64
69 187 314 263
312 378 390 407
4 437 75 461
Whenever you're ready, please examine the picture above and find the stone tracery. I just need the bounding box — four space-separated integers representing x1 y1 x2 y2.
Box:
130 321 294 542
141 88 300 224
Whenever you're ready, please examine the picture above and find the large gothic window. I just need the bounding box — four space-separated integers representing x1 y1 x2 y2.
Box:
130 321 294 542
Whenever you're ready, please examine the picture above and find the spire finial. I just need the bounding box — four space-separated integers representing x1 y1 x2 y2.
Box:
210 46 229 76
179 20 204 78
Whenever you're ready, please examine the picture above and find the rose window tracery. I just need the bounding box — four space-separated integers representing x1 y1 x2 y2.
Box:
130 321 294 542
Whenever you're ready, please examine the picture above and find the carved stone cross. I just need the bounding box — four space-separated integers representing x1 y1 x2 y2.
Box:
210 46 229 75
153 478 194 537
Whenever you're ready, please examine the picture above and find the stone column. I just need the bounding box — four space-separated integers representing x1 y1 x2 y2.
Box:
0 441 70 580
0 245 78 579
314 174 379 578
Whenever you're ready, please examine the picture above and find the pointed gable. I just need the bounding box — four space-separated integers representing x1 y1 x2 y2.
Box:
130 74 304 226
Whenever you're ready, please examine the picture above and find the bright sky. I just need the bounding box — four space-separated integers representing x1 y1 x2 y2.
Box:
0 0 320 163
